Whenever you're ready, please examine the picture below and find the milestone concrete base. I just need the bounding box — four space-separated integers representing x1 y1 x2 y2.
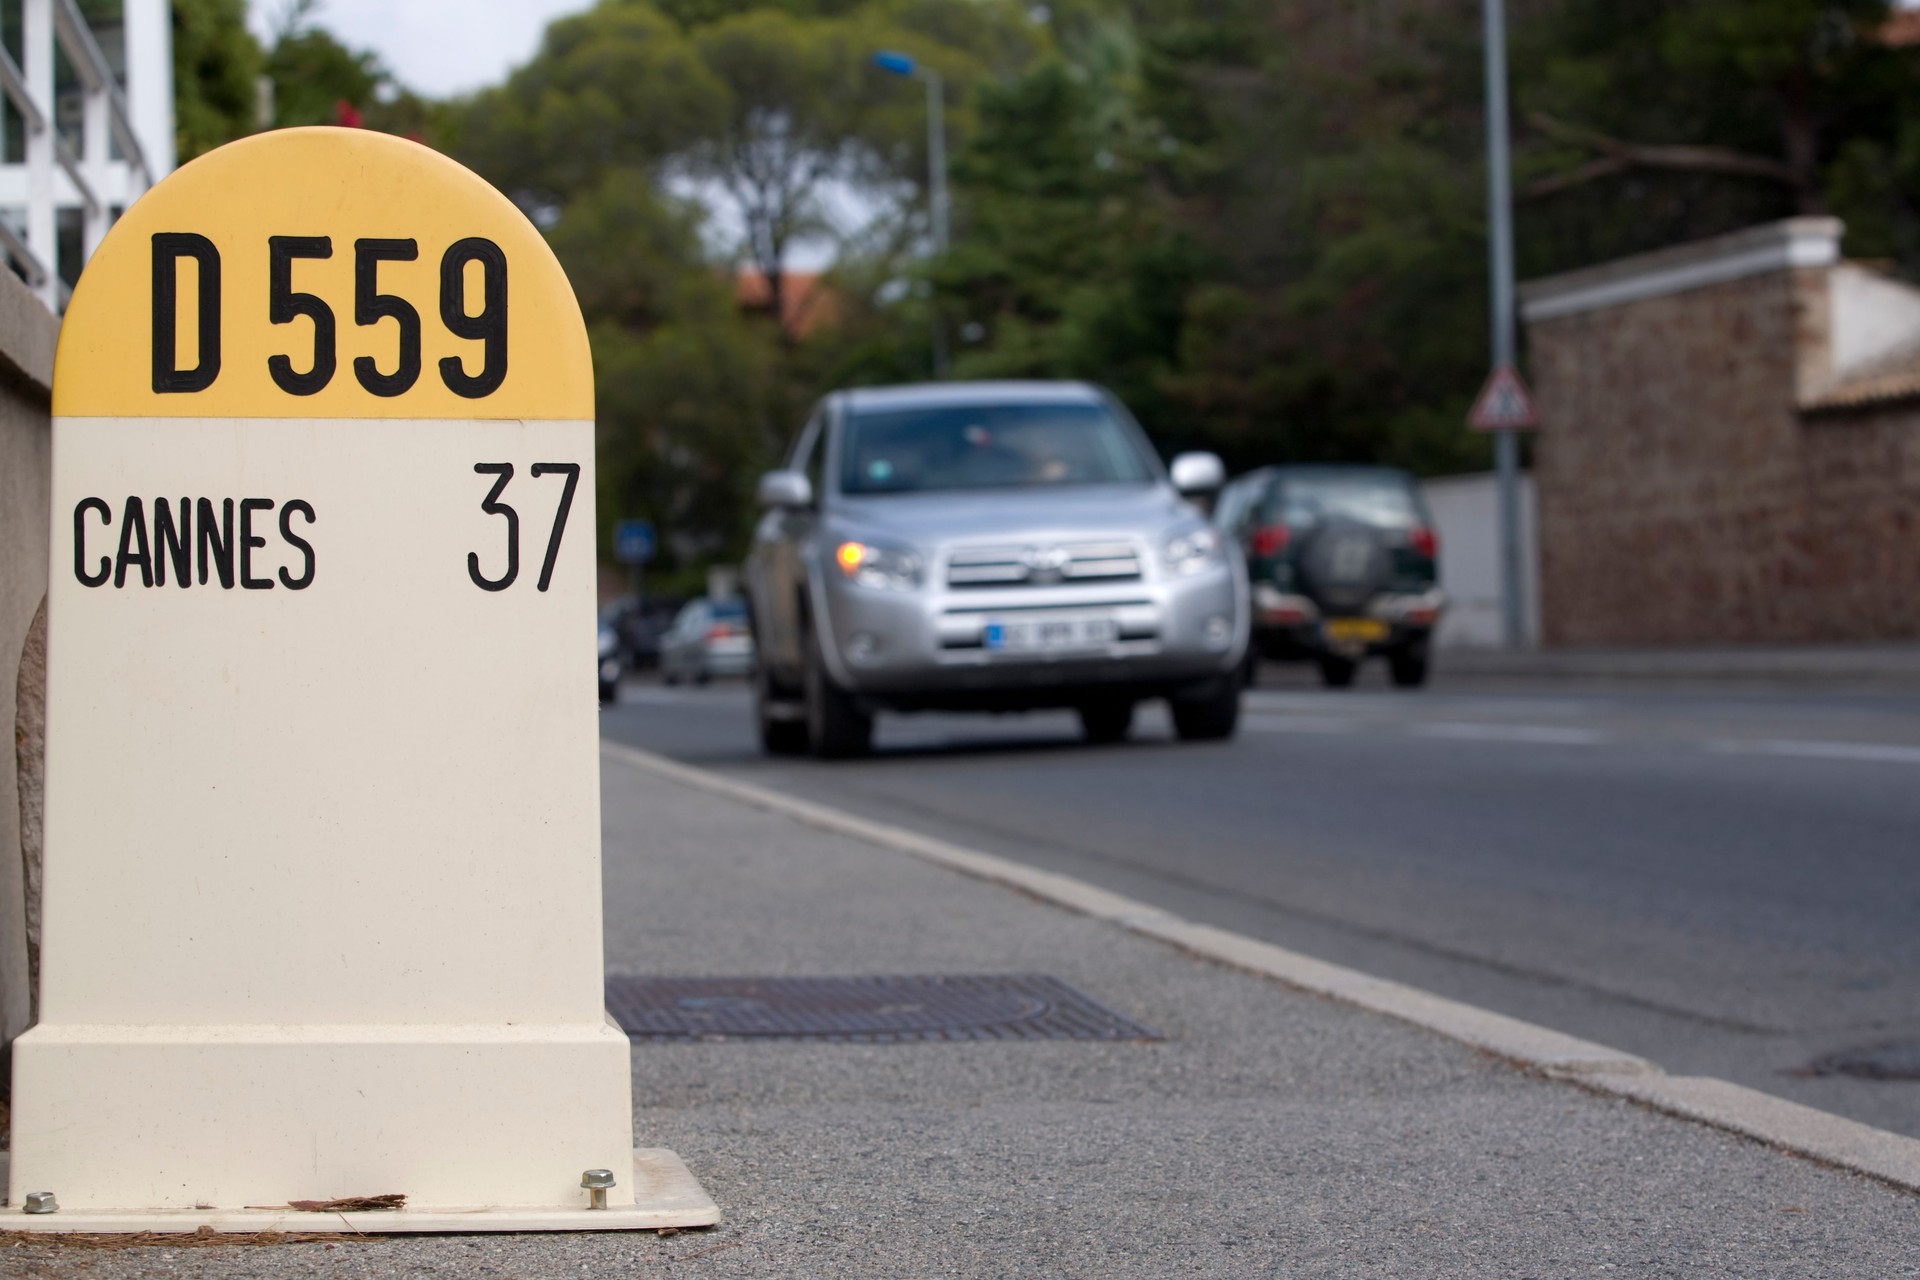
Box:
0 1149 719 1234
2 1019 719 1227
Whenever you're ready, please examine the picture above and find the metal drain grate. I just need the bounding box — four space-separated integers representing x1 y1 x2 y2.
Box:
1796 1040 1920 1081
605 974 1163 1043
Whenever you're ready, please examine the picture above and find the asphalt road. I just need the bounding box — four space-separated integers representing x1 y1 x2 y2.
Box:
599 663 1920 1140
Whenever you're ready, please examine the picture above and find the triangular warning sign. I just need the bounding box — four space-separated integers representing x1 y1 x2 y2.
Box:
1468 364 1540 431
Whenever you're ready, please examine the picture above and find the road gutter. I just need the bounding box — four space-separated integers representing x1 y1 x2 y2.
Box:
602 740 1920 1195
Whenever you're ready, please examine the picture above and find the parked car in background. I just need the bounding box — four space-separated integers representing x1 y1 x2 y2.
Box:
597 609 624 705
599 595 679 671
660 597 754 684
1215 464 1443 687
744 380 1248 758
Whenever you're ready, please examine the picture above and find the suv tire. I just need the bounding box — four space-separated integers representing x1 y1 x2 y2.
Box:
1078 699 1134 744
1171 677 1240 741
1317 655 1358 688
806 631 873 759
1388 646 1430 689
755 661 809 755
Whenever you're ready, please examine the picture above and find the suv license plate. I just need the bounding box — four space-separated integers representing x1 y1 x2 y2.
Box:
984 616 1120 652
1323 617 1388 643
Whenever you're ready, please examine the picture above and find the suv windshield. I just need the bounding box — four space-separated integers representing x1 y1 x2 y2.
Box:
839 402 1155 495
1273 471 1422 529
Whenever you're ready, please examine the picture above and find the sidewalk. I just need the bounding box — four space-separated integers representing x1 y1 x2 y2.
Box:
1435 642 1920 688
13 746 1920 1277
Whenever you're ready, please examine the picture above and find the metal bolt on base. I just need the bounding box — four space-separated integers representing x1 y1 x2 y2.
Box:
22 1191 58 1214
581 1168 615 1210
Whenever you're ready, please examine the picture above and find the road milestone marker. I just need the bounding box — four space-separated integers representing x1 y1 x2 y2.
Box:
4 128 717 1233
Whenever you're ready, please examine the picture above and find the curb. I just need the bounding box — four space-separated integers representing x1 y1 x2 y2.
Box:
601 741 1920 1195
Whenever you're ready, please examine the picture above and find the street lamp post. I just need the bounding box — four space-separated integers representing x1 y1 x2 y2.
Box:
874 50 949 376
1481 0 1526 650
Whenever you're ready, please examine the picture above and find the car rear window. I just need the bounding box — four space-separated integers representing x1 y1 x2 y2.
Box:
839 402 1155 495
1271 471 1424 529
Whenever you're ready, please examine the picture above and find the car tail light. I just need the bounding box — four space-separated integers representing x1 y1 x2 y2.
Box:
706 623 738 641
1250 524 1289 557
1409 526 1438 559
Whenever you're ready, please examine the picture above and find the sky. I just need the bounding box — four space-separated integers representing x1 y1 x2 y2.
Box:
246 0 592 99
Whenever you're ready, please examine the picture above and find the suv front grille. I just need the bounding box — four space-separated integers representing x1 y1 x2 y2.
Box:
946 542 1143 588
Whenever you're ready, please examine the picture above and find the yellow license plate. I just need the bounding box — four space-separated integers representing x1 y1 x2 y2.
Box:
1323 617 1388 643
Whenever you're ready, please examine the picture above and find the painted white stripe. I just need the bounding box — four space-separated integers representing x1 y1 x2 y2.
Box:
1410 722 1607 746
1242 715 1362 735
1711 738 1920 765
615 686 748 707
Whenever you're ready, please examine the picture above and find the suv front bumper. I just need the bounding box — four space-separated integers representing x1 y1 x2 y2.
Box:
813 561 1245 707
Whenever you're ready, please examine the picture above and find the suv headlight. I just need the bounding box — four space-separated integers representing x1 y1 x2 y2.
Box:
598 625 619 658
1162 524 1224 576
832 539 924 591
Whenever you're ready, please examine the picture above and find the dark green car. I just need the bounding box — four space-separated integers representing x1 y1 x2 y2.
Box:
1214 465 1444 687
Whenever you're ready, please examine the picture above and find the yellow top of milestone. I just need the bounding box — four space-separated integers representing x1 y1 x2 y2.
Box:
54 127 592 419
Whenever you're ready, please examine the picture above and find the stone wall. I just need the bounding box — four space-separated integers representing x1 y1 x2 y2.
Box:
0 268 56 1067
1521 219 1920 647
1793 402 1920 640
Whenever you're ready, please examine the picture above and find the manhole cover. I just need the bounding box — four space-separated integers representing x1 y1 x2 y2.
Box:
1796 1040 1920 1081
605 974 1162 1043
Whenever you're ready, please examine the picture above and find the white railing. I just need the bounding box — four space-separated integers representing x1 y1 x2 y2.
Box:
0 0 173 310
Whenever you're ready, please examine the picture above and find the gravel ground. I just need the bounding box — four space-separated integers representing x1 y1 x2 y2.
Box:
7 753 1919 1278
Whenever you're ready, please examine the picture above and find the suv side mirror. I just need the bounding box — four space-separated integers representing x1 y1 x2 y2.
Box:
757 470 813 508
1169 452 1226 495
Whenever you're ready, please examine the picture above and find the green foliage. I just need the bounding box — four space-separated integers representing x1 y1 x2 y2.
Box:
430 0 1920 569
450 4 726 204
265 29 382 126
1519 0 1907 263
443 0 1039 571
167 0 442 160
172 0 263 160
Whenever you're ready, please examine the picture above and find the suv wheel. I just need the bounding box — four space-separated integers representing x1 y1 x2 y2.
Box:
1078 699 1134 744
1171 677 1240 741
1388 645 1430 688
806 631 873 759
1317 655 1357 688
755 661 809 755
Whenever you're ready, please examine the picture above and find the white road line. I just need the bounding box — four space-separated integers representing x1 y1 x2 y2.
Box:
1710 738 1920 765
1241 715 1362 734
616 686 748 706
1409 722 1608 746
1243 692 1598 719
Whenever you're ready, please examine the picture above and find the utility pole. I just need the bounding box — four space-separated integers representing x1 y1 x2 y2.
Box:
925 67 949 256
1482 0 1526 650
874 51 951 377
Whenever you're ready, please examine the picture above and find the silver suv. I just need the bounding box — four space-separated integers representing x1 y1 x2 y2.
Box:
744 381 1248 757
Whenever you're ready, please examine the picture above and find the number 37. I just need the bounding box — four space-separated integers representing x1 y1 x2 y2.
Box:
468 462 579 593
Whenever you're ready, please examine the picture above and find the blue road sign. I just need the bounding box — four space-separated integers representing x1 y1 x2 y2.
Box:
614 519 655 566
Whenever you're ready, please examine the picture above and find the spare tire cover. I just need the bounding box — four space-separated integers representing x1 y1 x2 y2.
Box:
1296 516 1392 615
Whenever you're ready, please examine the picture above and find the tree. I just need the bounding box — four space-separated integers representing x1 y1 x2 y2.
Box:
441 0 1037 573
924 0 1493 474
261 0 436 134
1516 0 1914 266
171 0 263 160
685 7 921 334
450 3 726 208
